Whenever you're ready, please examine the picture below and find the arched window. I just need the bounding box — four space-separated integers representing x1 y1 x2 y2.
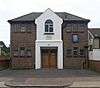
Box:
45 20 53 32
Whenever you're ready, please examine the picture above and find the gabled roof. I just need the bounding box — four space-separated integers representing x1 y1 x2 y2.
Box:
89 28 100 37
8 12 90 22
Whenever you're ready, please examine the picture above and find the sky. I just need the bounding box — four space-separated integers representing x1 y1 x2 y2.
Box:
0 0 100 46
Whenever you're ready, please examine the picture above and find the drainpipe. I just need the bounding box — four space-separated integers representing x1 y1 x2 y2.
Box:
84 45 89 69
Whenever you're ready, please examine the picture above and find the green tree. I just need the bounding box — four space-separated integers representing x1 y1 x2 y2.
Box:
0 41 10 57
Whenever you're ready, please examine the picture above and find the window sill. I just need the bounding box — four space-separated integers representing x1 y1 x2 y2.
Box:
80 56 85 58
27 56 32 58
66 56 72 57
44 32 54 35
13 56 19 57
73 55 78 57
20 56 25 58
72 42 79 43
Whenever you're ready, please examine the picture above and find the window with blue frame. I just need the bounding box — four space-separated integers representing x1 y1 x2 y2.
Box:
72 34 79 43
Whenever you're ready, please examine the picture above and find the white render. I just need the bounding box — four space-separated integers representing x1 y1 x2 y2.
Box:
89 49 100 61
35 8 63 41
93 49 100 60
35 8 63 69
88 30 100 61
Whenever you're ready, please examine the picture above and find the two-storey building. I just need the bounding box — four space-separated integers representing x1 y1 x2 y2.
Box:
8 8 90 69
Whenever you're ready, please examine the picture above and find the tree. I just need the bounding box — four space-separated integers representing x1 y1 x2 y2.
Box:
0 41 10 57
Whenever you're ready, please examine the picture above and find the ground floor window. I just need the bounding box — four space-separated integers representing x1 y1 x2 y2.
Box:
26 48 32 57
73 47 78 57
66 49 72 57
13 47 32 57
13 49 19 57
66 47 85 57
79 49 85 57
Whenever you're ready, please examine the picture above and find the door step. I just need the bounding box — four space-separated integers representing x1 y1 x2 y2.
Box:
4 79 71 88
5 82 70 88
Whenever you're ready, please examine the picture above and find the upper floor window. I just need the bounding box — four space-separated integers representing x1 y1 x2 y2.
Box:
13 49 19 57
79 49 85 57
20 26 26 32
20 47 25 57
73 47 78 57
93 38 100 49
45 20 53 33
66 49 72 57
72 34 79 43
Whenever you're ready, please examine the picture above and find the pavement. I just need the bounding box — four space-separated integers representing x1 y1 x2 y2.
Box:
0 69 100 87
0 69 100 80
69 81 100 88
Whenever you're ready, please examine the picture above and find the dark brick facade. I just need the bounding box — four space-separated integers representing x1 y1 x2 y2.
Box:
8 12 90 69
62 21 88 69
10 22 36 69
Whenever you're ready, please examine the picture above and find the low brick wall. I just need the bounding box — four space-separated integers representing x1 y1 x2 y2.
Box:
0 56 10 70
89 60 100 72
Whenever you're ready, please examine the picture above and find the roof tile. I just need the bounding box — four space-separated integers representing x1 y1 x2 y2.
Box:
8 12 90 22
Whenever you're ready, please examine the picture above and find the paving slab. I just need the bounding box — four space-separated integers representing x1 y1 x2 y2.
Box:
0 69 100 88
0 82 7 88
0 69 100 78
69 81 100 88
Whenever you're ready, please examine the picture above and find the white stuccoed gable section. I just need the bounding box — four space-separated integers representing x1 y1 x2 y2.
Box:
35 8 63 69
35 8 63 41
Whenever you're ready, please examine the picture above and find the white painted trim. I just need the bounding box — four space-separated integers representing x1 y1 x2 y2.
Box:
88 30 94 39
88 30 94 46
35 40 63 43
35 40 63 69
35 8 63 24
35 8 63 69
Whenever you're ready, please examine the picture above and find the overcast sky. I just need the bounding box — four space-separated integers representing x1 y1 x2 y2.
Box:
0 0 100 46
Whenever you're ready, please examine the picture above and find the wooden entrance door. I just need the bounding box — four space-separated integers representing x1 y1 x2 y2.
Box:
41 48 57 68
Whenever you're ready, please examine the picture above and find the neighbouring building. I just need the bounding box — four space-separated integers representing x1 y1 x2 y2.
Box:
88 29 100 71
8 8 96 70
0 45 3 56
0 41 10 69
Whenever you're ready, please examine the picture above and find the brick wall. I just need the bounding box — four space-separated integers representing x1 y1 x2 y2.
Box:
62 21 88 69
0 56 9 69
10 22 36 69
10 21 89 69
